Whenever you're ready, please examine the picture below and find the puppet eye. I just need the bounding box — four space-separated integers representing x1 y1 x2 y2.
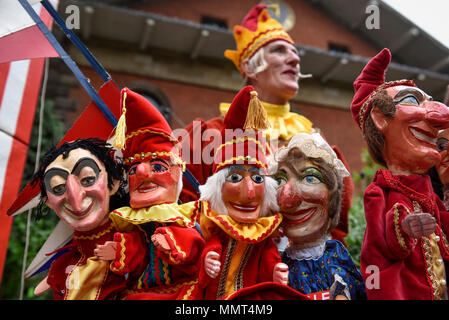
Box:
437 138 449 152
52 184 66 195
80 176 97 187
398 95 419 106
226 173 243 183
303 175 321 184
274 173 287 186
251 174 265 184
151 162 168 173
128 166 137 176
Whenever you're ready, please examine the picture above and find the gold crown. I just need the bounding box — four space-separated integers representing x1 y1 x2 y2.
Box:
224 7 293 74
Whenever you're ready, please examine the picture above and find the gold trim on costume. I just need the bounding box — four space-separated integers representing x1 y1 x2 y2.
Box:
393 203 411 252
73 224 113 241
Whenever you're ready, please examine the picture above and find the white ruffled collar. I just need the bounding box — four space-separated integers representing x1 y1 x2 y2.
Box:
285 241 327 261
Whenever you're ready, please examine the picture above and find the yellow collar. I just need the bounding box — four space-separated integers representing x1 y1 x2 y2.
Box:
219 100 313 141
110 201 199 231
199 201 282 243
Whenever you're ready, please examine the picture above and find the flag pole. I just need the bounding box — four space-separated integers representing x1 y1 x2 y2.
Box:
18 0 118 127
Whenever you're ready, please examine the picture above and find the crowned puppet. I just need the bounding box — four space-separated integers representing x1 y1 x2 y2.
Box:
31 138 147 300
270 133 366 300
351 48 449 300
94 88 204 299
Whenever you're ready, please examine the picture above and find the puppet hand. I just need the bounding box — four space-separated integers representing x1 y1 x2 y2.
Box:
34 276 51 296
401 212 436 238
94 241 117 261
273 262 289 285
204 251 221 279
151 233 170 252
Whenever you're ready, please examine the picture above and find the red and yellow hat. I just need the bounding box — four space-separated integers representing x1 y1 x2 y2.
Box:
224 4 294 75
113 88 184 169
351 48 415 133
213 85 270 173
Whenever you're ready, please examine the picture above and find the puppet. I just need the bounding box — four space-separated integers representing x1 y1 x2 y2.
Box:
351 48 449 300
31 138 147 300
94 88 204 299
193 85 300 300
180 4 353 245
270 132 366 300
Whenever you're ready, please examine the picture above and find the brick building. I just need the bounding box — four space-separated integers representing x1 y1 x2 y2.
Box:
48 0 449 178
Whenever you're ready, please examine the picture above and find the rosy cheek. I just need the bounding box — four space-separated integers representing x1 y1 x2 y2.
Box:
221 182 241 202
300 185 329 206
151 170 177 188
45 193 65 213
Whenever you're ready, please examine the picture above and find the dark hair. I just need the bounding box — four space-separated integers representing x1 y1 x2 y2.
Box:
363 90 396 167
276 147 343 233
31 138 128 219
427 166 444 200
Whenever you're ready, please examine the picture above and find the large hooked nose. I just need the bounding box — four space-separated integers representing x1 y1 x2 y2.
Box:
425 101 449 130
241 176 256 201
278 181 302 212
65 175 86 212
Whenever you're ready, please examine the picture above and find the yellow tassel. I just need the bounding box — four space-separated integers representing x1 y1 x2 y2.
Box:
113 90 127 150
244 91 270 130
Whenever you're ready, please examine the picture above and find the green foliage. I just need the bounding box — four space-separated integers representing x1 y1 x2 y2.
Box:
0 99 64 300
345 149 383 268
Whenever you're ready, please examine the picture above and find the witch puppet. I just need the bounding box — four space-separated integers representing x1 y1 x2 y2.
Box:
269 132 366 300
28 138 147 300
192 85 308 300
351 48 449 300
91 88 205 300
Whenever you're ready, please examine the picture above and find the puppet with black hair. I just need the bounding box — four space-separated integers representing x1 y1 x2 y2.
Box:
351 48 449 300
31 138 147 300
270 133 366 300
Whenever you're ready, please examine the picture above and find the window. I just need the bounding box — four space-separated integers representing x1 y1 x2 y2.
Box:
200 16 228 29
328 43 351 54
126 82 172 124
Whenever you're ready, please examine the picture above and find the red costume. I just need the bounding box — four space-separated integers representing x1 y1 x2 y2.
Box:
361 169 449 299
196 201 283 299
47 219 146 300
351 48 449 300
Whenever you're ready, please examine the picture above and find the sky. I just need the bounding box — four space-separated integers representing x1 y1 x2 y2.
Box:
382 0 449 49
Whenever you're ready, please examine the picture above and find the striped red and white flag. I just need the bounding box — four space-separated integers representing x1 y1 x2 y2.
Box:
0 0 58 281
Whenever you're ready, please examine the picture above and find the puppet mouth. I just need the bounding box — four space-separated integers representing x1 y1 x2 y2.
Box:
229 202 259 212
137 183 158 193
64 200 94 217
283 207 317 225
410 127 437 147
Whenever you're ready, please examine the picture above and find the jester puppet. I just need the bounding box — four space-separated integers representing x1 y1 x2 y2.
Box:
269 132 366 300
30 138 147 300
351 48 449 300
94 88 204 299
192 85 307 300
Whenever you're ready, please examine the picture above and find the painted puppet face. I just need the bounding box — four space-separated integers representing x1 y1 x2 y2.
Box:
250 40 300 103
275 160 330 244
128 159 180 209
436 129 449 185
44 148 118 232
379 86 449 174
221 164 265 223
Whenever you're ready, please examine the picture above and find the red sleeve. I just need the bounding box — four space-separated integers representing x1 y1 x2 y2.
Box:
110 231 147 277
257 238 281 283
385 202 417 258
154 225 205 265
198 234 223 289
